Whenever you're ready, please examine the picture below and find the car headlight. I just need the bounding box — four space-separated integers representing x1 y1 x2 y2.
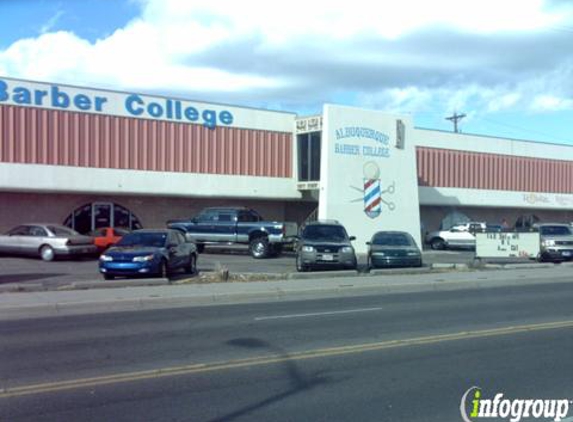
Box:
341 246 354 253
133 254 155 262
302 246 314 252
99 254 113 262
542 240 556 247
407 251 420 256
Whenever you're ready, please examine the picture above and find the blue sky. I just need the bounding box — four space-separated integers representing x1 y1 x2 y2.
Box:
1 0 572 145
0 0 140 48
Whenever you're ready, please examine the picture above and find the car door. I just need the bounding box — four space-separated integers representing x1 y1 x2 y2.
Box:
0 225 32 254
167 231 186 270
175 231 193 268
212 211 237 242
20 225 50 255
193 209 219 242
236 210 260 242
446 227 475 248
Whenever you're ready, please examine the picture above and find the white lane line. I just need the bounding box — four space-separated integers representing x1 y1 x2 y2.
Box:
254 307 384 321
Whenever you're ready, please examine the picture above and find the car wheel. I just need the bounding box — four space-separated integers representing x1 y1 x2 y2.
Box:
39 245 55 261
186 254 197 274
430 238 446 250
367 255 373 271
103 274 115 280
250 237 270 259
296 254 308 272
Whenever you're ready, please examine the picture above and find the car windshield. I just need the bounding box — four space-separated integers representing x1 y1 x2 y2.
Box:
47 226 79 236
372 233 413 246
302 225 347 241
539 226 572 236
117 232 167 247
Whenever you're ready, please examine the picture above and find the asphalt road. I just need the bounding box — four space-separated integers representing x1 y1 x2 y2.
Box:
0 247 525 287
1 280 573 421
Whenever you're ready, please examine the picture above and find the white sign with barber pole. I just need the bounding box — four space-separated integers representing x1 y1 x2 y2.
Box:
319 105 421 253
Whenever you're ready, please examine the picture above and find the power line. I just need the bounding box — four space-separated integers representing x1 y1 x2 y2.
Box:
476 116 572 145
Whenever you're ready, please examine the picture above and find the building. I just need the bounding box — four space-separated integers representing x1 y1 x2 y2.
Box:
1 76 573 253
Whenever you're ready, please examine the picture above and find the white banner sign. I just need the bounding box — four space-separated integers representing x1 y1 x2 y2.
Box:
475 232 540 258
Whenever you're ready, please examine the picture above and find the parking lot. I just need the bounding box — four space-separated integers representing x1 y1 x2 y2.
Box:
0 245 535 289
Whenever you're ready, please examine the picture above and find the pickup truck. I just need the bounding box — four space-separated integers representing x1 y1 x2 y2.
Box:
167 207 298 259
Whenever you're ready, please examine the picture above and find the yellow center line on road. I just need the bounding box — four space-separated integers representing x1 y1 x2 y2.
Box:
2 319 573 399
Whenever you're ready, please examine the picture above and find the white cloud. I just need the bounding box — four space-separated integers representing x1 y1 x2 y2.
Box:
531 94 573 111
0 0 572 118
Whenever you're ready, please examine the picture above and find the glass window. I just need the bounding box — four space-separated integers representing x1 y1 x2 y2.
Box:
218 212 235 222
118 232 167 248
29 226 49 237
197 210 218 222
297 132 321 182
298 134 310 181
7 225 31 236
310 132 321 181
114 206 131 229
64 203 143 234
302 225 347 241
238 210 261 222
540 226 572 236
89 228 107 237
372 233 413 246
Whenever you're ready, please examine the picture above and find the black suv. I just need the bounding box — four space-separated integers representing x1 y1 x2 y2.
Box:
295 221 357 272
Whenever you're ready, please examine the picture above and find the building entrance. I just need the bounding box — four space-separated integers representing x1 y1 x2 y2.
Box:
63 202 143 234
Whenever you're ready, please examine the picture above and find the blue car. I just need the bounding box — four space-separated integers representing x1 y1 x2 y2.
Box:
99 229 197 280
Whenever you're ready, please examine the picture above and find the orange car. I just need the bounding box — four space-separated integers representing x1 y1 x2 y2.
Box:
89 227 131 252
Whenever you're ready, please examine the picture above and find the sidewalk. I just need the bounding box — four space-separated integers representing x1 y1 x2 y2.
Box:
1 264 572 321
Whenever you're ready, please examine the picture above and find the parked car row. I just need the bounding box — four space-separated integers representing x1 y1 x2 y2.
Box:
5 213 571 280
295 220 422 272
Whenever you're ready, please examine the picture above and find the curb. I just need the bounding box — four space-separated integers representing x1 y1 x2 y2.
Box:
2 271 573 321
57 278 170 290
0 259 564 294
287 270 359 280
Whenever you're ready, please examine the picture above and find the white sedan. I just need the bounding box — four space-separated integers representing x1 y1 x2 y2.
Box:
0 224 97 261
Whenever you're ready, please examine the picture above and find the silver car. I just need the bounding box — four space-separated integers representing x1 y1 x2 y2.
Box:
0 224 97 261
295 221 357 272
534 223 573 262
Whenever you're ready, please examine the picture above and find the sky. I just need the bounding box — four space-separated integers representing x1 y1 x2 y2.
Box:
1 0 572 144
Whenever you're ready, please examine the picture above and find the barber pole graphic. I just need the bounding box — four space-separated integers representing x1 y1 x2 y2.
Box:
363 161 382 219
364 179 382 218
350 161 395 218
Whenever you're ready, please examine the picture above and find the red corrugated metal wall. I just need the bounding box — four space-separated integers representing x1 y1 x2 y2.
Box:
417 147 573 193
0 105 292 178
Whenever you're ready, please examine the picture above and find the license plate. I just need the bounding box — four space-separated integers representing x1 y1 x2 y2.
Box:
322 254 334 261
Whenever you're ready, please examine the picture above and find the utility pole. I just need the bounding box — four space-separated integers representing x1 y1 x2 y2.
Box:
445 112 466 133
